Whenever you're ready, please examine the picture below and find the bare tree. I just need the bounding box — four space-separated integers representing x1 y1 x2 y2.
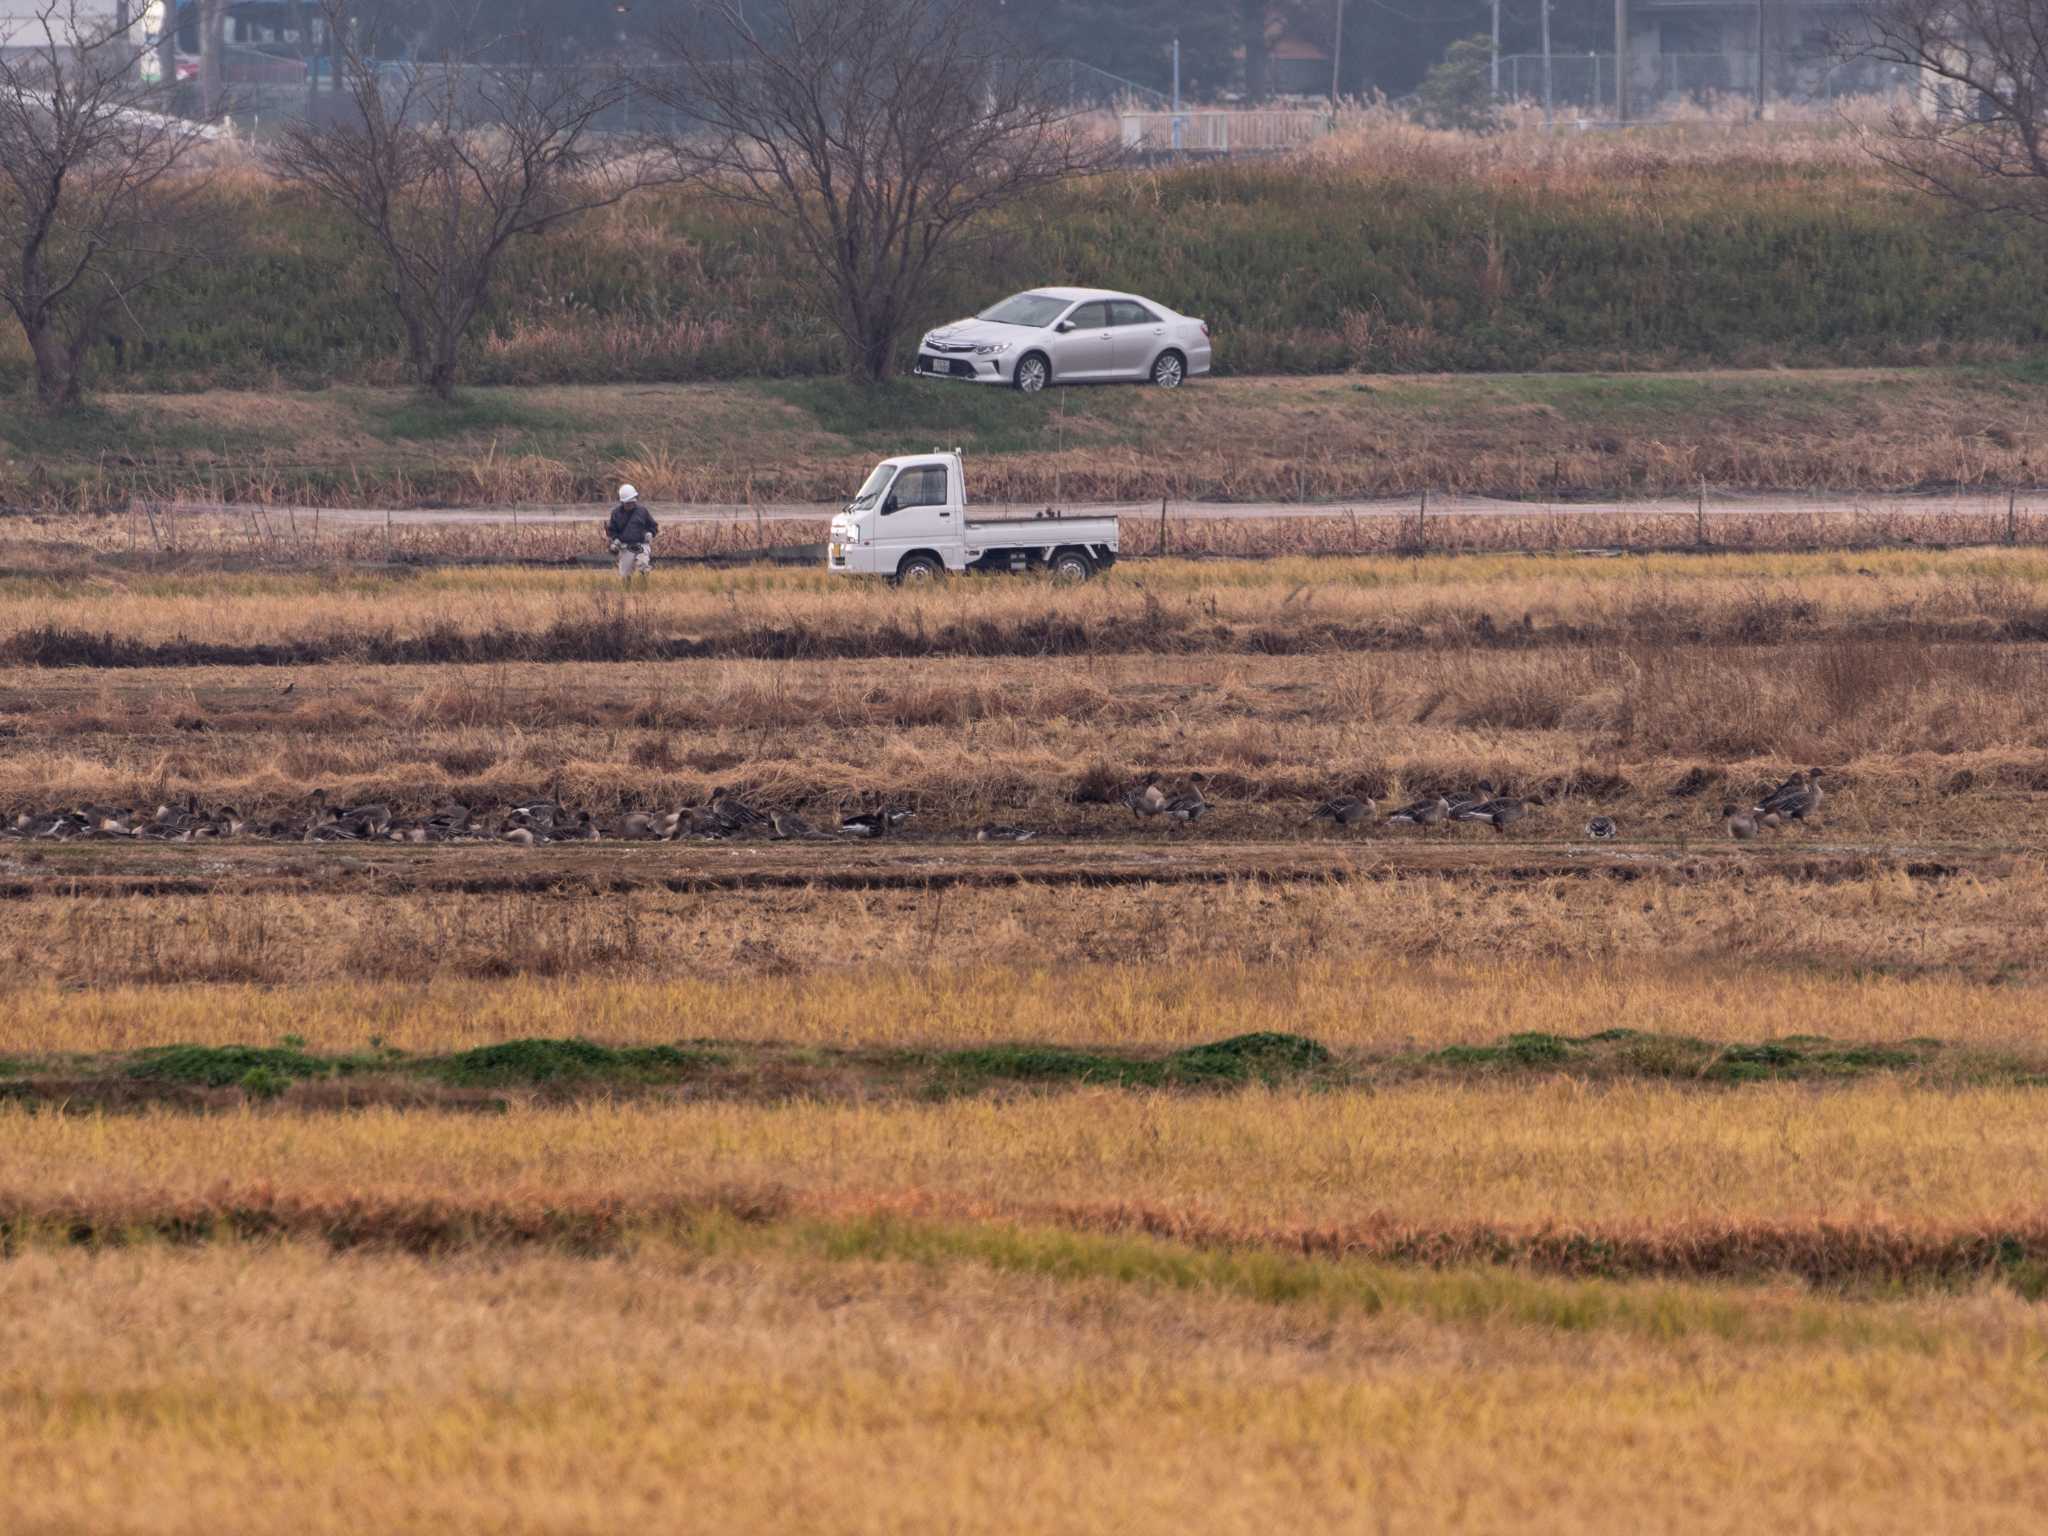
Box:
0 1 216 410
1860 0 2048 224
268 0 657 400
649 0 1121 386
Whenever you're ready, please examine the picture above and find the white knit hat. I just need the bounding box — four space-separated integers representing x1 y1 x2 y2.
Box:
618 484 639 503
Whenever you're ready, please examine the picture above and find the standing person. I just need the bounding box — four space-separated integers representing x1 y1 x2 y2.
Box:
607 484 659 582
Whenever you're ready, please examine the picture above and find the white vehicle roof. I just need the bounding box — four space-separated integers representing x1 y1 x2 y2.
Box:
1019 286 1143 303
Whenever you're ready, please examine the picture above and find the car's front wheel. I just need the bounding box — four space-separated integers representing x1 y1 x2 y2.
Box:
1150 350 1186 389
1013 353 1050 394
894 554 945 587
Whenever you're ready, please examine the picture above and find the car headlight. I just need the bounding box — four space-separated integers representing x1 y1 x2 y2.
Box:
974 342 1012 356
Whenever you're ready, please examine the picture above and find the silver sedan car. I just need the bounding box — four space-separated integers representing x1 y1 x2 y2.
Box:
914 287 1214 393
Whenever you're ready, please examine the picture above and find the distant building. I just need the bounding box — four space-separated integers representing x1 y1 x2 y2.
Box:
1629 0 1900 101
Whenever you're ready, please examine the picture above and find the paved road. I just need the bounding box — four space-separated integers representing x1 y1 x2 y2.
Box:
256 492 2031 527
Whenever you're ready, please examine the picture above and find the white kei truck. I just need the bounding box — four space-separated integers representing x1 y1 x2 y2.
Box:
827 451 1119 584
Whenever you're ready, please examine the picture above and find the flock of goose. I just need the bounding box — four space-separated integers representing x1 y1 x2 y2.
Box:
4 770 1825 848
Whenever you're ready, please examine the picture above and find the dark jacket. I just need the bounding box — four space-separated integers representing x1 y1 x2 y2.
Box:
607 501 659 545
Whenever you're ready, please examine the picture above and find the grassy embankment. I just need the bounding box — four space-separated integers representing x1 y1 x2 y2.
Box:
7 366 2048 519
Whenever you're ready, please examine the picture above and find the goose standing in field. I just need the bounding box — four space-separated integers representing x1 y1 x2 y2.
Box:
1122 773 1168 819
1757 768 1823 824
1308 796 1375 829
1161 779 1208 830
1386 795 1452 830
1723 804 1764 841
555 810 599 841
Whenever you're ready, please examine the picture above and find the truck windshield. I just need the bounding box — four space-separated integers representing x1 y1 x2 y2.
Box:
976 293 1071 328
848 463 895 510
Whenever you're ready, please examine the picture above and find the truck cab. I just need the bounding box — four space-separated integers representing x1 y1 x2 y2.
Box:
828 452 1118 584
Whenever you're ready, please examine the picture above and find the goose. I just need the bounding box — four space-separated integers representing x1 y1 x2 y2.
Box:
422 804 472 839
709 788 766 834
506 799 561 831
1585 816 1617 840
1122 773 1168 819
1444 784 1494 818
1161 779 1208 829
499 824 538 847
612 811 663 840
555 810 599 841
1453 795 1536 835
1309 796 1375 828
770 810 827 839
673 807 727 839
1723 804 1763 841
1386 795 1452 830
975 823 1037 842
1758 768 1823 822
841 808 910 838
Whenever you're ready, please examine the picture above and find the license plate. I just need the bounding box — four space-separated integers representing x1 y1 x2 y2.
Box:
920 355 940 373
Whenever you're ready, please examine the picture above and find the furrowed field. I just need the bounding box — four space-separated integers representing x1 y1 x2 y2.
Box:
4 531 2048 1530
8 113 2048 1534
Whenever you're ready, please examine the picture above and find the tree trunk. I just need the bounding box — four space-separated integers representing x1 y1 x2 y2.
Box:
199 0 228 119
157 1 178 102
27 322 81 411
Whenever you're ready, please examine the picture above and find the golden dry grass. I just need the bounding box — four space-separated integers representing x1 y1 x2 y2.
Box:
4 1240 2046 1534
7 1081 2043 1229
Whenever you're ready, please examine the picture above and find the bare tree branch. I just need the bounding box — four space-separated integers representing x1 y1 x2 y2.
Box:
647 0 1121 385
0 0 218 411
268 0 665 399
1858 0 2048 224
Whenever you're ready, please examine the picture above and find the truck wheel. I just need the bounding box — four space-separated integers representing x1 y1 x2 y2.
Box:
1050 550 1094 583
1013 353 1050 394
1150 350 1186 389
894 554 945 587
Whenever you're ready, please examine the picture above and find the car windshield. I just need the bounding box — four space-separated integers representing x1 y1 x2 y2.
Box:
848 463 896 511
976 293 1073 328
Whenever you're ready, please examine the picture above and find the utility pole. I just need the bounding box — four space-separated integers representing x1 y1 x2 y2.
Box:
1614 0 1628 122
1753 0 1765 118
1540 0 1553 126
1490 0 1500 98
1171 35 1181 152
1332 0 1344 108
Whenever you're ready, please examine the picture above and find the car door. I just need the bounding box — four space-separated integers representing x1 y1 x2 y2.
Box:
873 461 956 564
1049 300 1114 381
1108 299 1168 377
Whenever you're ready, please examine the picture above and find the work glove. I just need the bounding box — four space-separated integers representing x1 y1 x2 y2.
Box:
609 539 622 554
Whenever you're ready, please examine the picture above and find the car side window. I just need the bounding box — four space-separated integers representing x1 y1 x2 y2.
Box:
1065 301 1109 329
885 465 947 512
1110 301 1158 326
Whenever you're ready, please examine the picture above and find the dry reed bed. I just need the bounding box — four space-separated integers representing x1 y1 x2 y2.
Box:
9 505 2048 567
6 1081 2044 1229
4 550 2048 663
5 1244 2043 1536
2 865 2045 1001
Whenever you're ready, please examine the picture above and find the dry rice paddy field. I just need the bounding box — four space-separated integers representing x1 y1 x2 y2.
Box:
5 542 2048 1531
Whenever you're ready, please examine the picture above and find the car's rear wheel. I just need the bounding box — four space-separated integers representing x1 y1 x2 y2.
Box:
1050 549 1095 583
894 554 945 587
1150 350 1186 389
1013 353 1050 394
